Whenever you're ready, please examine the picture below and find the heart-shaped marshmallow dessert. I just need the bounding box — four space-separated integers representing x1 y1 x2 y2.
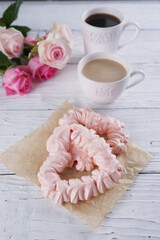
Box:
38 108 129 205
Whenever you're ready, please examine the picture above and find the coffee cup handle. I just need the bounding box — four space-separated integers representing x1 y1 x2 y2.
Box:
118 21 141 50
125 70 145 89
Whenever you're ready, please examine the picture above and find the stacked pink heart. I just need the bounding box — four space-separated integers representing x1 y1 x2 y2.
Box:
38 108 129 205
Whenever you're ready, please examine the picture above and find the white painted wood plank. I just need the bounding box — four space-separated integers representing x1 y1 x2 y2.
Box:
0 162 13 175
0 174 160 240
0 1 159 239
0 143 158 175
38 29 160 64
0 152 159 175
0 108 159 147
0 108 159 174
0 1 160 30
72 29 160 64
0 63 160 110
0 29 159 65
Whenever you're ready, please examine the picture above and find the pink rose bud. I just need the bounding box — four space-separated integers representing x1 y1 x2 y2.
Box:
2 66 32 96
24 35 39 46
0 27 24 59
43 34 48 40
38 38 71 69
28 55 58 81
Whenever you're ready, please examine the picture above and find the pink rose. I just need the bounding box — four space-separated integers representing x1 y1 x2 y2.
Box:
48 23 73 48
24 35 39 46
38 38 71 69
2 66 32 96
0 27 24 59
28 55 58 81
56 24 73 48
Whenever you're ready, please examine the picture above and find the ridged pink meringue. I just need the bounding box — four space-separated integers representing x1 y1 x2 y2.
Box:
38 108 129 205
51 180 69 205
70 144 94 171
38 121 126 205
59 108 129 154
70 124 121 174
67 178 85 203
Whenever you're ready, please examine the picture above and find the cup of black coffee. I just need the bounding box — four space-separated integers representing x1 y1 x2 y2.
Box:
85 13 120 28
82 7 140 54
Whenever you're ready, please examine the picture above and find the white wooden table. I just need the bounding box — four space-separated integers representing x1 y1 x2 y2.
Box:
0 1 160 239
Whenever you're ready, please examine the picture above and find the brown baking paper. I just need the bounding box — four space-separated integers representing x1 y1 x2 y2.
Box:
0 101 151 228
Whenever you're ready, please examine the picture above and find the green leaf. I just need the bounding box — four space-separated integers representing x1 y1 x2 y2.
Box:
0 66 7 77
28 46 38 59
11 25 31 37
3 0 23 27
0 51 12 67
11 58 22 66
23 44 34 60
24 44 34 50
0 21 6 27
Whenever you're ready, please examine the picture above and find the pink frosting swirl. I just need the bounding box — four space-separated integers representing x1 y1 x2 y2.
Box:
38 123 124 205
59 108 129 154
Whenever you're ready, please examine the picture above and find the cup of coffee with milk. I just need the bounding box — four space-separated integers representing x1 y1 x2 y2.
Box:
78 7 145 103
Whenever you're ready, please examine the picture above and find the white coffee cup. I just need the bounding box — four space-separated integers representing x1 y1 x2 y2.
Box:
77 52 145 104
82 7 140 54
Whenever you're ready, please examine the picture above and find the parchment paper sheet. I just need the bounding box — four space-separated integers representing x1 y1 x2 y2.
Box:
0 101 152 228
